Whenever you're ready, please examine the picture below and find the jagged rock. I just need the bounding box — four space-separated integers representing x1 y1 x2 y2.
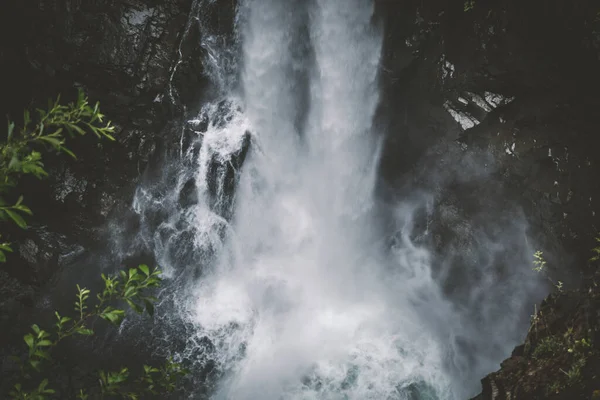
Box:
179 178 199 209
472 270 600 399
206 130 251 220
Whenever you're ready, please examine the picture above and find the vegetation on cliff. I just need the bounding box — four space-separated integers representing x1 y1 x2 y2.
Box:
473 251 600 399
2 94 187 399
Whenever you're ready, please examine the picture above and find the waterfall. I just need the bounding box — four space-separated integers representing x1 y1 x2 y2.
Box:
131 0 545 399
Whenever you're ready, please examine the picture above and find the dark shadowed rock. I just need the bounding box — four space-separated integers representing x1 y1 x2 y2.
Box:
472 269 600 400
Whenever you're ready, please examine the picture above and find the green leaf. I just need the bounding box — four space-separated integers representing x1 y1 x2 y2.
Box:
37 329 50 339
14 204 33 215
138 264 150 276
34 349 51 360
8 155 20 171
5 209 27 228
103 132 116 141
100 308 125 325
0 251 5 262
38 136 64 148
76 328 94 336
69 123 86 135
24 333 34 349
144 299 155 317
7 120 15 141
0 243 10 255
124 285 136 298
60 146 77 159
38 379 51 391
126 299 143 314
23 109 30 127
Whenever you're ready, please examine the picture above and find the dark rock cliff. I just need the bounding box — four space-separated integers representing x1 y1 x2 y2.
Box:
470 268 600 399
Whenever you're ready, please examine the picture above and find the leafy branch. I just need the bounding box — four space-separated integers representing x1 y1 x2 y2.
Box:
0 89 115 262
589 237 600 262
464 0 475 12
8 265 188 399
532 251 564 292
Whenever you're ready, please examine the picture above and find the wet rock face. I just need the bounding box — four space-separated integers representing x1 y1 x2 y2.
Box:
206 130 251 221
1 0 207 117
375 0 600 273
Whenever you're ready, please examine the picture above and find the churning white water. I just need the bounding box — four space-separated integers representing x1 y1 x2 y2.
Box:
132 0 545 399
189 1 449 398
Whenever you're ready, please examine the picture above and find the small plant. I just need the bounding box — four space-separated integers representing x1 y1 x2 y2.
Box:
532 251 566 292
464 0 475 12
7 265 188 399
533 251 547 272
561 357 586 385
547 380 563 395
590 237 600 262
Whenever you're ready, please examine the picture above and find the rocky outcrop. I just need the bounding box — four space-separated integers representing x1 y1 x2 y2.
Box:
471 268 600 399
375 0 600 281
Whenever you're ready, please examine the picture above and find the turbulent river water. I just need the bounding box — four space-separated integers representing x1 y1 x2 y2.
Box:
131 0 546 399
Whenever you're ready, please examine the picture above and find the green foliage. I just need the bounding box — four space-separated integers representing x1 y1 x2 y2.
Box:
3 93 187 398
562 356 586 385
533 336 563 359
0 89 115 262
464 0 475 12
590 237 600 262
532 251 564 291
539 328 594 394
533 251 546 272
7 265 188 399
548 380 563 396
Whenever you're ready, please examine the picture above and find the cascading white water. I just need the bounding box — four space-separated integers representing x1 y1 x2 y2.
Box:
132 0 546 399
184 1 453 398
